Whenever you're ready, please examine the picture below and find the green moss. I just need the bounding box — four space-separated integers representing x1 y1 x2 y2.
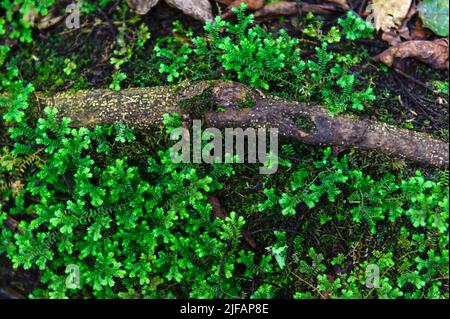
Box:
237 93 256 109
293 114 317 133
177 87 215 119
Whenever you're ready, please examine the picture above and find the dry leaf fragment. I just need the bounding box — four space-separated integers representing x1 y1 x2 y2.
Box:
381 25 412 46
379 3 417 45
226 0 265 10
381 29 403 46
22 6 65 30
367 0 412 31
127 0 160 15
221 0 265 19
37 15 65 30
166 0 214 23
254 1 297 17
127 0 213 22
411 19 433 40
375 38 449 70
166 0 214 22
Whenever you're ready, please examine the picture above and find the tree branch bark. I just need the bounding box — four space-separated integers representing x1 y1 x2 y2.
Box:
34 81 449 169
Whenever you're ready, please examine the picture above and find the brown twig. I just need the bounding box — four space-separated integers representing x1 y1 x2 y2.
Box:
393 68 434 93
215 240 232 299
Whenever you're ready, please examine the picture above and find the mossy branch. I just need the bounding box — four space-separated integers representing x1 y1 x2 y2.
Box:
33 81 449 169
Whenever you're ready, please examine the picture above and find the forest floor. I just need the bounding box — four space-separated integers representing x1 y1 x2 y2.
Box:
0 0 448 299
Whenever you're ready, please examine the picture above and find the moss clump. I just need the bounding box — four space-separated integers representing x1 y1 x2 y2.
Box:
293 114 317 133
178 88 216 120
237 93 256 109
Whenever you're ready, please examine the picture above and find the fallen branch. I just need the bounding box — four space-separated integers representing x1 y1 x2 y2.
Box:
35 81 449 169
254 1 346 18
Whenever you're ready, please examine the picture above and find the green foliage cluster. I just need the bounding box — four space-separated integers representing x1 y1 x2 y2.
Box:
0 102 278 298
262 149 448 233
0 1 55 92
109 16 152 90
259 149 448 298
0 0 55 43
156 6 376 114
0 0 152 93
1 92 447 298
432 80 449 96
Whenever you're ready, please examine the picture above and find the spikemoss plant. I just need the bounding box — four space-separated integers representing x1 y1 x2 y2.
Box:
156 5 376 114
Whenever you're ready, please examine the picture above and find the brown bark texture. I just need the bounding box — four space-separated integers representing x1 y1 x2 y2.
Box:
35 80 449 169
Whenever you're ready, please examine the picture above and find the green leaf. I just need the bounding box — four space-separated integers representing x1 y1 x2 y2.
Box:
418 0 449 36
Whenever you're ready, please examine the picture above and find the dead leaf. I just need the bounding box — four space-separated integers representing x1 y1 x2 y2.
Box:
367 0 412 31
227 0 265 10
23 6 65 30
37 13 65 30
221 0 265 19
206 194 227 220
127 0 213 22
375 38 449 70
398 25 412 41
127 0 160 15
379 3 417 45
411 19 433 40
381 29 403 46
20 5 66 30
255 1 297 17
166 0 214 22
381 25 412 46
